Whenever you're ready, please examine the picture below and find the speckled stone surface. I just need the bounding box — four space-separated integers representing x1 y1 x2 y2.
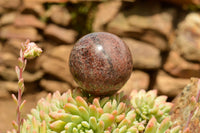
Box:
69 32 133 96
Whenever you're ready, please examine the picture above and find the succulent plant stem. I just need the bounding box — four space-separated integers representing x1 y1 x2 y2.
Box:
16 46 25 133
17 66 23 133
13 39 42 133
184 79 200 132
17 91 21 133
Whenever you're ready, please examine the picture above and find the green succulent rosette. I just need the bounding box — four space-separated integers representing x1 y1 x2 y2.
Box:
130 90 173 123
130 90 181 133
8 89 180 133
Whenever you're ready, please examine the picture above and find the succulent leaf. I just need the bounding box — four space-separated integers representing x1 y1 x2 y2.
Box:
144 117 157 133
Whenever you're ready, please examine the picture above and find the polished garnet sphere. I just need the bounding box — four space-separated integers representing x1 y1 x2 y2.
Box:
69 32 133 96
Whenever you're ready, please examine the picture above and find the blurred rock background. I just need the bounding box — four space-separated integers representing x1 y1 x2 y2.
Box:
0 0 200 132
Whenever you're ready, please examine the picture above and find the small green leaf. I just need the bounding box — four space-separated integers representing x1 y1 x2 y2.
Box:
116 114 125 123
170 126 181 133
73 127 78 133
118 119 130 128
32 116 38 130
119 125 127 133
99 113 114 129
155 96 167 104
65 122 76 133
103 102 112 113
22 59 27 71
127 126 138 133
97 108 104 118
12 121 18 130
79 106 89 120
39 120 47 133
89 117 97 130
93 98 101 108
157 117 171 133
138 124 145 131
76 96 89 110
89 105 98 118
71 115 83 124
19 100 26 111
144 117 157 133
18 57 23 68
67 97 77 105
50 120 66 132
64 103 79 115
15 66 20 80
126 110 136 122
81 121 90 128
113 128 119 133
112 99 117 111
117 102 126 115
18 78 24 89
100 97 110 107
49 112 72 123
96 120 104 133
12 94 18 105
161 103 173 113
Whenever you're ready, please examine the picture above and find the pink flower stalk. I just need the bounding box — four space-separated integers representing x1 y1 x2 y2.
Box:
12 40 42 133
